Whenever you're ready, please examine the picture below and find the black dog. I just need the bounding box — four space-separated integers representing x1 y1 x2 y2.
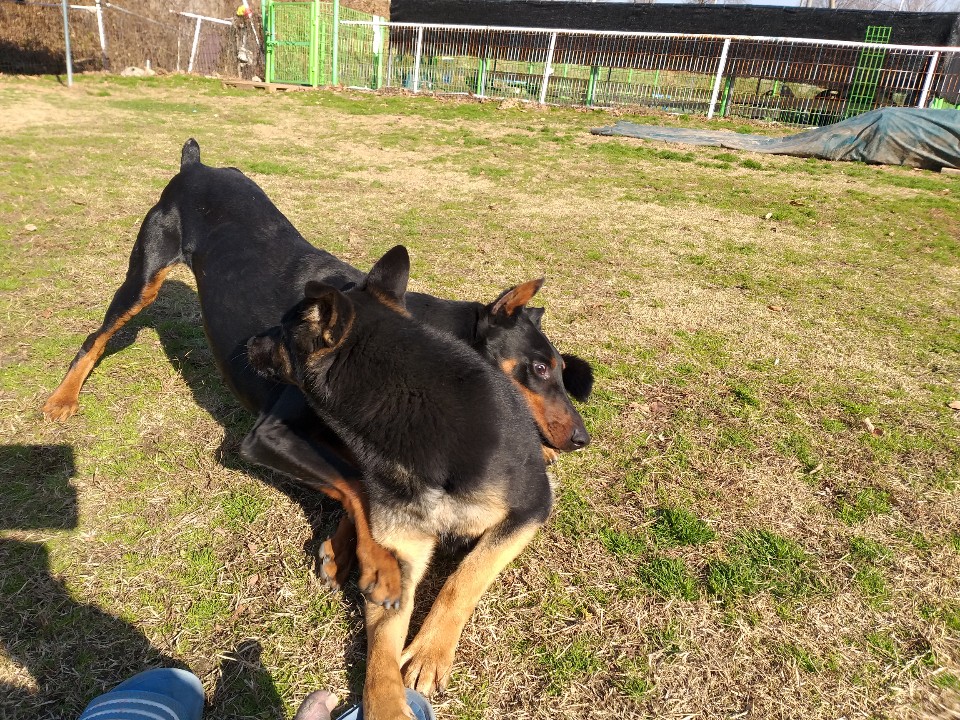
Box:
249 245 552 720
43 140 592 608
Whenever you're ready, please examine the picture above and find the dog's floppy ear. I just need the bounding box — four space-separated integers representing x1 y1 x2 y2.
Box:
363 245 410 304
247 327 294 384
301 282 353 352
488 278 544 320
561 353 594 402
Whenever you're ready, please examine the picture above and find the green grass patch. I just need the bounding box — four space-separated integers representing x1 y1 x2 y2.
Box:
219 489 271 531
637 556 698 600
933 672 960 693
600 525 647 558
848 536 891 565
536 637 604 695
650 506 716 547
837 487 892 524
706 529 820 602
778 642 820 673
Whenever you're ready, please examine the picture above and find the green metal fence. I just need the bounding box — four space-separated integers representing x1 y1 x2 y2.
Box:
262 7 960 125
264 0 380 87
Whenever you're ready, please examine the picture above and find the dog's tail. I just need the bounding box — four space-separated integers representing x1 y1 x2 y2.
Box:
181 139 201 170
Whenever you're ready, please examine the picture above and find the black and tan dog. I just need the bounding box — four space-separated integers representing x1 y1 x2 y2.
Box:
42 140 592 609
248 245 552 720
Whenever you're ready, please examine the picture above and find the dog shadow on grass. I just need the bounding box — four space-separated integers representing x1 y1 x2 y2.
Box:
96 279 344 545
0 443 290 719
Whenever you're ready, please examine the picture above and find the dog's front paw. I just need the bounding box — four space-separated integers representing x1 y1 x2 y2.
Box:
42 392 79 421
357 540 402 609
400 631 457 697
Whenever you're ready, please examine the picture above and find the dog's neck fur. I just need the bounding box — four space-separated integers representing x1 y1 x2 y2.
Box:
301 312 502 502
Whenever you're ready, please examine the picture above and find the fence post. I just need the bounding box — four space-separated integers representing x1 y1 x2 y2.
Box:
60 0 73 86
263 0 273 83
707 38 731 120
373 15 384 90
586 65 600 106
476 57 487 97
413 25 424 92
331 0 340 85
718 74 734 117
917 52 940 108
309 0 320 87
94 0 110 71
540 31 556 105
187 16 202 72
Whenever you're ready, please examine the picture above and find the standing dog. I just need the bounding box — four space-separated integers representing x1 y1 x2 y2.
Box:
42 140 592 609
248 246 552 720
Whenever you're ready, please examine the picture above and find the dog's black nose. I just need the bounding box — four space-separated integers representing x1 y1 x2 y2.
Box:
571 426 590 449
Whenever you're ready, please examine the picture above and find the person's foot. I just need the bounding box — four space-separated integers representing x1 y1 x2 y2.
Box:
294 690 339 720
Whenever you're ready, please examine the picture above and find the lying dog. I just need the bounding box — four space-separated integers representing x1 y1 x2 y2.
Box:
42 140 592 608
248 246 552 719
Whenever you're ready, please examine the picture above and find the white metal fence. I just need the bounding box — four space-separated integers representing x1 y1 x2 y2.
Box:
337 21 960 124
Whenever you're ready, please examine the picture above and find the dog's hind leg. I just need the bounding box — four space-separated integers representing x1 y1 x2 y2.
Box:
241 399 402 608
401 518 543 696
43 205 182 421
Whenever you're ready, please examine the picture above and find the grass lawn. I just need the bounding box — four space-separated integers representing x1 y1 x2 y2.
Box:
1 74 958 720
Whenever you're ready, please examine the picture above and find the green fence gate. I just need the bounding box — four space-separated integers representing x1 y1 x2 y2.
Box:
264 0 381 87
844 25 893 119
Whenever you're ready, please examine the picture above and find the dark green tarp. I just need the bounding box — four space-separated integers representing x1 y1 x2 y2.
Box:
592 108 960 170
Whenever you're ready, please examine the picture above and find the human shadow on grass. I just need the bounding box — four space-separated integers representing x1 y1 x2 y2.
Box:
0 444 290 720
0 444 181 719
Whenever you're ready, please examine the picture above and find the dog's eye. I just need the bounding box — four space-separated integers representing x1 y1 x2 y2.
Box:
532 361 550 379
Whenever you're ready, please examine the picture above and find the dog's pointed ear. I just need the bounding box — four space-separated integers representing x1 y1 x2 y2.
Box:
364 245 410 303
525 306 545 329
488 278 544 321
247 327 294 384
300 282 353 351
561 353 594 402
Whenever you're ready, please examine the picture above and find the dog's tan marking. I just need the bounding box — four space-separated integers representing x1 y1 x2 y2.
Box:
500 358 574 455
401 522 542 696
43 266 173 421
514 380 575 451
320 514 358 590
542 446 561 465
370 489 508 542
307 309 354 360
370 287 410 317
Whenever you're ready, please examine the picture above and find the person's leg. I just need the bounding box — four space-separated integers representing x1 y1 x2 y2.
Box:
78 668 204 720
